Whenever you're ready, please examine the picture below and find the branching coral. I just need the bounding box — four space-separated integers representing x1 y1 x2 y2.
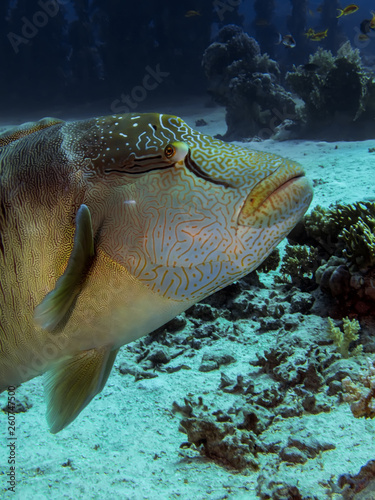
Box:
256 249 280 273
278 244 318 286
342 358 375 418
305 202 375 269
327 317 362 358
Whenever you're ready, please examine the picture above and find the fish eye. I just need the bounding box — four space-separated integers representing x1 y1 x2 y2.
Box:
164 144 175 159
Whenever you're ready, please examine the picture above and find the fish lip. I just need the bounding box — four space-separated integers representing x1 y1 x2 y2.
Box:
237 168 310 227
267 173 305 198
245 167 306 208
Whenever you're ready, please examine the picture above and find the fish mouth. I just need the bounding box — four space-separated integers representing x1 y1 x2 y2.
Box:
238 166 313 227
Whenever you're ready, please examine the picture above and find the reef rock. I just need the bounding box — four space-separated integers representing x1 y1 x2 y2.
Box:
286 42 375 139
202 25 297 141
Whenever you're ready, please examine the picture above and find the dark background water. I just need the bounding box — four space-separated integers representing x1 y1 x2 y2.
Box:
1 0 374 121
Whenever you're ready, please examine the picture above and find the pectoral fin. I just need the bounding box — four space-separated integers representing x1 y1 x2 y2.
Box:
45 346 119 433
34 204 94 331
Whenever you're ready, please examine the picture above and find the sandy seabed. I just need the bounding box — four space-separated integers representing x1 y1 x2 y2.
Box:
0 102 374 500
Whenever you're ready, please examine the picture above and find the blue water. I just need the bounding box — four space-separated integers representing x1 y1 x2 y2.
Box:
1 0 374 118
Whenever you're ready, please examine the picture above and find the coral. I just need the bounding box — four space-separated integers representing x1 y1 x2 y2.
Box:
202 25 296 140
340 220 375 270
327 317 362 358
342 357 375 418
337 41 362 67
256 248 280 273
266 202 375 317
338 459 375 499
277 244 319 287
285 42 375 138
304 202 375 269
199 350 236 372
303 204 333 249
173 396 268 470
252 330 329 393
256 476 305 500
288 202 375 316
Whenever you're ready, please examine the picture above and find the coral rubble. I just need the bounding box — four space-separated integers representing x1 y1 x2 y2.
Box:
342 357 375 418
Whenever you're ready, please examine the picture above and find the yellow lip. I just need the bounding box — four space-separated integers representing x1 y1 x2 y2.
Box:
238 166 312 227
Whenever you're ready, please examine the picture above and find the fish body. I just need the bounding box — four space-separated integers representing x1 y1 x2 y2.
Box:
0 113 313 432
360 19 371 34
277 34 296 48
185 10 201 17
309 28 328 41
337 4 359 18
304 28 315 38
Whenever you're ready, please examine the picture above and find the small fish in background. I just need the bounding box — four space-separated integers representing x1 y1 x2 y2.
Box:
309 29 329 41
358 33 370 41
360 18 372 34
337 4 359 18
304 28 315 38
185 10 201 17
370 11 375 30
255 18 270 26
277 34 296 48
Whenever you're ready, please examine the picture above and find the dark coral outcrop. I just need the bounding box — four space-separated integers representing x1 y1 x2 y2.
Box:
202 25 297 140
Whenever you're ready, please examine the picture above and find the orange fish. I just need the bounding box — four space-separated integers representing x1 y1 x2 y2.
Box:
310 28 328 41
304 28 315 38
337 4 359 18
185 10 201 17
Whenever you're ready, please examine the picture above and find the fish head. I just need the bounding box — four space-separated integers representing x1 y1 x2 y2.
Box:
73 113 313 303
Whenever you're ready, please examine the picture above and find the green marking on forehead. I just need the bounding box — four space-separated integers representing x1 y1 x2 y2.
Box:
79 113 189 174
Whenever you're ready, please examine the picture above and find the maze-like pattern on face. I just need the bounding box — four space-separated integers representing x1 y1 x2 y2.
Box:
72 113 312 302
